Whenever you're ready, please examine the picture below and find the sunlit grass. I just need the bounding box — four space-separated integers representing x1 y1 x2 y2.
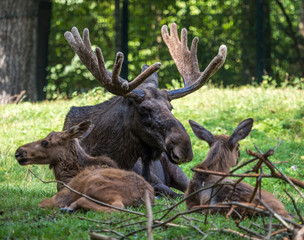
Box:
0 86 303 239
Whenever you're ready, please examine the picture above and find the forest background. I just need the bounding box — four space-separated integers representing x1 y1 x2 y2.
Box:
1 0 304 101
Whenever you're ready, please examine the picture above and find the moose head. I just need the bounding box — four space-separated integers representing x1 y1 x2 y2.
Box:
189 118 254 173
15 121 93 166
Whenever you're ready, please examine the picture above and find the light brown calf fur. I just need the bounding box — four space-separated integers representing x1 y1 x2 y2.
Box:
15 121 118 191
185 118 289 218
39 167 155 212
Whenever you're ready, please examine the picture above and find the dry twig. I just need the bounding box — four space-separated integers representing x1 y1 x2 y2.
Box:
145 191 153 240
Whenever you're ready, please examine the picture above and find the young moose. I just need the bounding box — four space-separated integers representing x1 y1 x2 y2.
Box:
39 167 154 212
185 118 289 218
15 121 118 191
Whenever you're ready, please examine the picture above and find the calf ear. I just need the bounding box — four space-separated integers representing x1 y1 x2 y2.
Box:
189 120 214 146
79 122 95 140
228 118 253 150
65 121 93 140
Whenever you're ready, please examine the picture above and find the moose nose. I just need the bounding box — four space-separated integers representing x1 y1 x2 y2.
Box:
15 150 24 159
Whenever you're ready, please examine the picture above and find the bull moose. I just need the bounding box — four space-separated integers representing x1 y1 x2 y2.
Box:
62 23 227 184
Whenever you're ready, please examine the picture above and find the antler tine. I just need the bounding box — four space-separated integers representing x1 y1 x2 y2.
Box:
162 23 227 100
65 27 162 97
169 45 227 100
65 27 111 86
161 23 201 86
167 45 227 100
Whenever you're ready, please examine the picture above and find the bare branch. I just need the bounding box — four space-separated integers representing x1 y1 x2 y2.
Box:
215 228 260 240
90 232 118 240
247 149 304 193
283 189 304 223
145 191 153 240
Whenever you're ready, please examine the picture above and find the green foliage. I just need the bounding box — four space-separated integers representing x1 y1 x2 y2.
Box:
261 74 304 89
1 87 303 238
47 0 115 99
46 0 304 98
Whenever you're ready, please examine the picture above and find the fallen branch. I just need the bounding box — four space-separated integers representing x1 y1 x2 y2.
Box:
192 168 274 178
247 149 304 194
8 90 26 104
283 189 304 223
214 228 261 240
145 191 153 240
90 232 118 240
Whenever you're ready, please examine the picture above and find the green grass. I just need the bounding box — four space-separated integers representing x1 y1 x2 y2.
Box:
1 86 303 239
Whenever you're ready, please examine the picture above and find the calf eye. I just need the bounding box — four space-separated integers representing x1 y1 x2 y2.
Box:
41 141 48 148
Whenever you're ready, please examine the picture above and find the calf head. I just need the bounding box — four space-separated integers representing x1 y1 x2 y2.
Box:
189 118 253 170
15 121 92 166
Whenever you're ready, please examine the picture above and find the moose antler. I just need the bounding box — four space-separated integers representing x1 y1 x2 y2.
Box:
64 27 161 98
162 23 227 100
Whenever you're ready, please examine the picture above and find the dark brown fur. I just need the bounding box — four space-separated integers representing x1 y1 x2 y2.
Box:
63 81 193 182
39 167 154 212
133 153 189 198
185 118 289 218
15 121 118 191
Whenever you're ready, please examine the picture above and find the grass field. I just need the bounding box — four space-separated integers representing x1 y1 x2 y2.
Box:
1 86 303 239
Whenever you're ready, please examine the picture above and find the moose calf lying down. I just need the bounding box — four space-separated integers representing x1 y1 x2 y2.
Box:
185 118 289 218
39 167 155 212
15 121 118 191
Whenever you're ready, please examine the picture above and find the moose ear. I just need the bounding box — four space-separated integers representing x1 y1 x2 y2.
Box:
189 120 214 146
228 118 253 150
141 64 159 88
65 121 94 140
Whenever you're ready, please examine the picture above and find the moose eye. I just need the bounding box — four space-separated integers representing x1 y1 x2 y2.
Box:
139 106 152 126
139 106 151 116
41 141 48 148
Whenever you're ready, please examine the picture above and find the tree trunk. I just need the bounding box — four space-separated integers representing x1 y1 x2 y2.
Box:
115 0 121 53
299 0 304 52
36 0 51 101
240 1 256 84
256 0 264 84
275 0 304 76
121 0 128 80
0 0 38 104
264 0 272 77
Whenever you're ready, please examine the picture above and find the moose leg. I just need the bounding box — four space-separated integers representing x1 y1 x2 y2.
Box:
67 197 124 212
160 154 189 192
141 153 152 182
153 183 183 198
134 157 181 197
39 198 55 208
